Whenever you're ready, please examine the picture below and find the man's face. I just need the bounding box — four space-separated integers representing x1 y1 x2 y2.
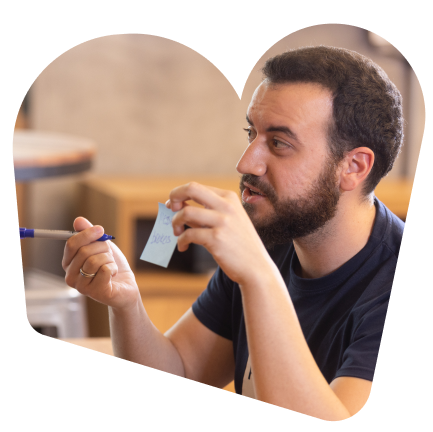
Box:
236 81 341 247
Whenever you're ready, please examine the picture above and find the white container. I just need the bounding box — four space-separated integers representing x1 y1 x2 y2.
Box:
24 269 88 338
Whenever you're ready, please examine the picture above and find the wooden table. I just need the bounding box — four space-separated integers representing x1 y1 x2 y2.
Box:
61 337 115 356
13 130 95 181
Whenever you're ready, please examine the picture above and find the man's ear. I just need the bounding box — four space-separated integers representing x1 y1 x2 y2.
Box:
339 147 375 192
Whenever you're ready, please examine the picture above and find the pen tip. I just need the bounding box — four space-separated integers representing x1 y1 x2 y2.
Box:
112 236 116 240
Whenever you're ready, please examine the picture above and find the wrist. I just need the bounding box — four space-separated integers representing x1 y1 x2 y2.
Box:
109 289 142 317
238 257 283 292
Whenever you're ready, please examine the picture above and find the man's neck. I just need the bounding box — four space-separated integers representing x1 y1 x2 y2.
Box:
293 195 377 279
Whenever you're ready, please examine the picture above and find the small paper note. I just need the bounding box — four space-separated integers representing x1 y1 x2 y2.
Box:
140 203 178 268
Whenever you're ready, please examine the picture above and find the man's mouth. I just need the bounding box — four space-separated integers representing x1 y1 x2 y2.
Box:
248 186 265 196
245 182 266 196
242 182 267 202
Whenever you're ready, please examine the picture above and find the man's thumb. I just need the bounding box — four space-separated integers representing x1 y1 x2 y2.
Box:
73 217 93 232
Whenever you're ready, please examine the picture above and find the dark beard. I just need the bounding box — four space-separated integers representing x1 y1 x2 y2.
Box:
240 160 341 249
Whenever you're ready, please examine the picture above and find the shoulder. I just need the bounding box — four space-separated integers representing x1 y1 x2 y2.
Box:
192 267 237 340
374 198 405 259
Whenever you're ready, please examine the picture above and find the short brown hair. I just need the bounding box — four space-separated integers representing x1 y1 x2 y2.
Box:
262 46 404 194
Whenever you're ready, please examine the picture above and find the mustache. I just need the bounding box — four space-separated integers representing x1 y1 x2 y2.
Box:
239 174 277 201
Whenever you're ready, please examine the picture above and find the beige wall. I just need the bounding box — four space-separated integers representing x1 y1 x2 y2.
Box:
24 25 425 275
30 34 246 176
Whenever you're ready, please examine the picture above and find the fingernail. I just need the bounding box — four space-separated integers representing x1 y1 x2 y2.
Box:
94 226 104 235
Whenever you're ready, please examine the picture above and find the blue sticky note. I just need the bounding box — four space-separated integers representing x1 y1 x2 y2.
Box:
140 203 178 268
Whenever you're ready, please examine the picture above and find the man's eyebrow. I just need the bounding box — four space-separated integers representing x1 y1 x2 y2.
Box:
246 114 301 143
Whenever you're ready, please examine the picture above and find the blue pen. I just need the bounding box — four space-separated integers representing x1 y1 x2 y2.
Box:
19 228 115 241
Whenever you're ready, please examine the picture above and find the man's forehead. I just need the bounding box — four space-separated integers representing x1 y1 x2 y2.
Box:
247 81 333 125
251 80 331 104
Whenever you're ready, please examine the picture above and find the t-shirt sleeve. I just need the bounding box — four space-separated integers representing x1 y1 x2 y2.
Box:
334 292 390 382
192 267 234 341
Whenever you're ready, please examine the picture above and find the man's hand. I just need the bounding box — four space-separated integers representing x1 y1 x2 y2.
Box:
62 217 140 310
167 182 277 286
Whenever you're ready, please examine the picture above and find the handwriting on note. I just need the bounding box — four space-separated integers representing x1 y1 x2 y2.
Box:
140 203 178 268
150 233 171 245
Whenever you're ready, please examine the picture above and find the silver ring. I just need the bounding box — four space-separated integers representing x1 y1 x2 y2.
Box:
80 268 97 278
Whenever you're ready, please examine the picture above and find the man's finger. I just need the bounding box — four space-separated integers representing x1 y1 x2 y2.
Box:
75 262 117 298
172 206 220 236
64 243 112 287
169 182 227 212
177 227 213 253
73 217 93 232
62 225 105 269
81 252 117 278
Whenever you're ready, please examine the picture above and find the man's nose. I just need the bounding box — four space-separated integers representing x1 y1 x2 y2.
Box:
236 141 267 177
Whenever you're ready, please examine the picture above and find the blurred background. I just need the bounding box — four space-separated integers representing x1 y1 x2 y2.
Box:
14 24 424 372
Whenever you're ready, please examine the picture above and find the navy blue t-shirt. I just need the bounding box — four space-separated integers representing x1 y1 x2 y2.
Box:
192 199 404 394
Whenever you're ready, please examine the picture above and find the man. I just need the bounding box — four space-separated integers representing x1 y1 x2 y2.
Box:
63 46 404 420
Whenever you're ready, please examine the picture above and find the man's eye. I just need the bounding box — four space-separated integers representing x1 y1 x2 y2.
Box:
243 128 256 142
272 139 288 149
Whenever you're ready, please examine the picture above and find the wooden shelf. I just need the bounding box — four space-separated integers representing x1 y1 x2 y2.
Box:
135 271 213 296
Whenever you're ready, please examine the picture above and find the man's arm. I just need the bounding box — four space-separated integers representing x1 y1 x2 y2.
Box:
240 266 368 419
330 377 372 417
108 299 185 376
166 309 235 388
109 303 235 387
63 217 235 387
168 182 372 420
